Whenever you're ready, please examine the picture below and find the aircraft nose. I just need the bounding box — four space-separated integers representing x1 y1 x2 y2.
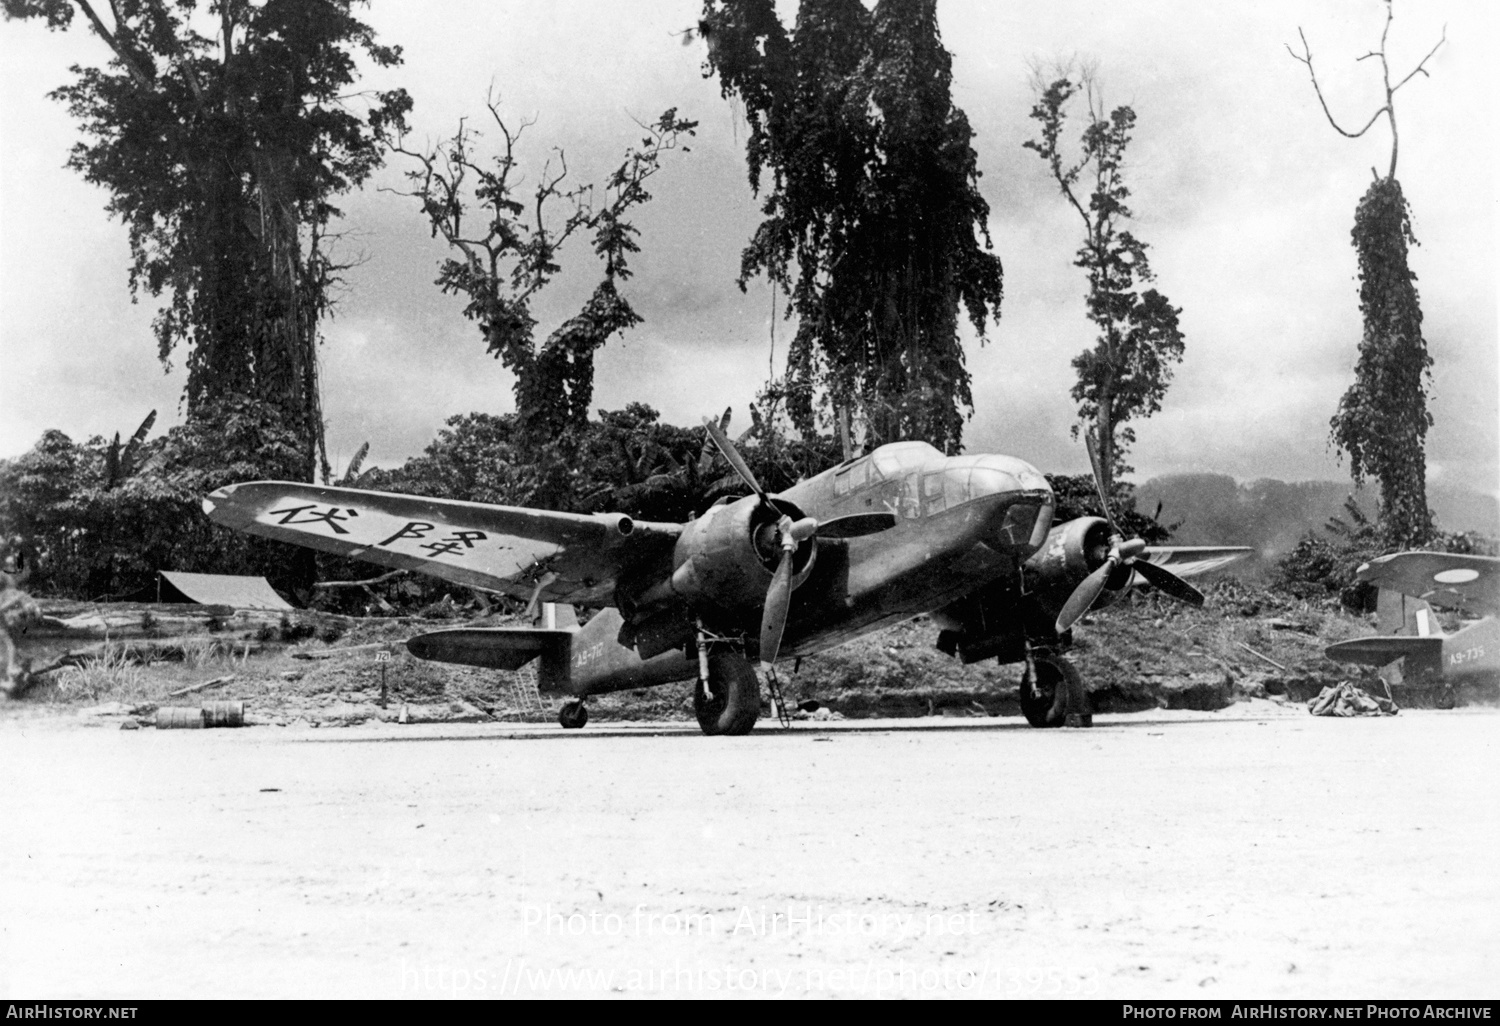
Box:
970 456 1053 553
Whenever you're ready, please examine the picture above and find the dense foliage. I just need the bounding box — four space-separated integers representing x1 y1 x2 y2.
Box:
1274 497 1493 609
698 0 1005 452
1329 177 1434 547
0 397 312 599
4 0 411 481
1024 73 1185 487
361 403 840 524
1045 474 1171 545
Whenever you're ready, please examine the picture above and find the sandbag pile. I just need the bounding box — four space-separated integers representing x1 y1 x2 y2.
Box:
1307 681 1399 717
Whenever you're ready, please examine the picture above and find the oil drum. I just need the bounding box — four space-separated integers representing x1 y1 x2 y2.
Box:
156 707 204 729
202 700 245 728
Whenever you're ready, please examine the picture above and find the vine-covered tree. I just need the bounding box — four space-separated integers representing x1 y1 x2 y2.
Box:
1288 0 1444 547
1023 68 1185 493
697 0 1004 453
385 96 695 447
2 0 412 482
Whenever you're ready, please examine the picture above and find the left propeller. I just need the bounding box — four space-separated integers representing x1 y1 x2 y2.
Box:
701 416 891 669
1053 433 1204 634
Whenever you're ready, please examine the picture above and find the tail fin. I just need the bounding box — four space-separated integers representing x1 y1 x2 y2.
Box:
1377 587 1443 639
539 602 578 630
1374 587 1442 684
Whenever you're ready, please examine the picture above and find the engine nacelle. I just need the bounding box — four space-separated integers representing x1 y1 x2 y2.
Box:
1024 516 1133 621
633 494 815 617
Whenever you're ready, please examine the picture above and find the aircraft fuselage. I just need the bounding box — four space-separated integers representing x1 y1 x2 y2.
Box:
565 442 1055 696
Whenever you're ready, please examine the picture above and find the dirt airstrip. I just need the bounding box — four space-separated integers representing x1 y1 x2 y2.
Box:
1 706 1495 999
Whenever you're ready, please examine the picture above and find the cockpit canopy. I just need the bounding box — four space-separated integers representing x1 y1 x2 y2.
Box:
832 441 941 497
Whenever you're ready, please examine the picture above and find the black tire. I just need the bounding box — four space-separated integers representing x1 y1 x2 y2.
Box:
694 651 760 736
558 700 588 729
1021 655 1089 728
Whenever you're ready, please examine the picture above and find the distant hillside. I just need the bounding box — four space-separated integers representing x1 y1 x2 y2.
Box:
1135 474 1499 555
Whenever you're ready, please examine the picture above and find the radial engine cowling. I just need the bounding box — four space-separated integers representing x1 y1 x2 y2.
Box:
1024 516 1133 622
636 494 816 616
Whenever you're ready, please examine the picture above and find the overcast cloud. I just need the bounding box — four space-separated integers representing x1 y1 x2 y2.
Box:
1 0 1494 496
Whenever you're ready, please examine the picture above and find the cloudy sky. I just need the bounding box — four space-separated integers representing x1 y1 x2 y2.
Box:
2 0 1495 496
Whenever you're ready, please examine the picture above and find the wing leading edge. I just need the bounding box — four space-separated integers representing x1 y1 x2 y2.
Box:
202 481 681 607
1141 546 1253 580
1354 552 1500 616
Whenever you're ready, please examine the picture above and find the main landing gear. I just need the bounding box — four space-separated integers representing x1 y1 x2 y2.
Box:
693 624 760 736
1020 650 1091 728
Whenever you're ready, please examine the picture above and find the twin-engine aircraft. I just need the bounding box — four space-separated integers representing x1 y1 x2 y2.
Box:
203 423 1246 735
1325 551 1500 687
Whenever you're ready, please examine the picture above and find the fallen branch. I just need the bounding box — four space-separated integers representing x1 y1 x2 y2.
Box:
1237 641 1290 672
166 674 235 698
313 570 409 591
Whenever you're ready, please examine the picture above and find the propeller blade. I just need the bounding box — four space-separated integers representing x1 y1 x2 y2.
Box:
1132 558 1206 607
1083 431 1120 535
703 415 767 503
1055 560 1115 634
815 512 898 539
760 548 795 670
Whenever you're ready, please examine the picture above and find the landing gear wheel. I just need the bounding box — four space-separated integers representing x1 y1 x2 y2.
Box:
694 650 760 736
1022 655 1090 728
558 700 588 729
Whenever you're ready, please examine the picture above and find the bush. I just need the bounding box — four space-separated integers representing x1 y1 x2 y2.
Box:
0 395 311 600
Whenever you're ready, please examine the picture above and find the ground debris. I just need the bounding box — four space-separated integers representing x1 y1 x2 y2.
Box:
1308 681 1398 717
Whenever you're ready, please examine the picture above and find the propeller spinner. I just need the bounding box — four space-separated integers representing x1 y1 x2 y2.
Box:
1053 433 1204 634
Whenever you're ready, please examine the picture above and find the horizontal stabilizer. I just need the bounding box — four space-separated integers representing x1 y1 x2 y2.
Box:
1325 635 1444 668
407 627 573 671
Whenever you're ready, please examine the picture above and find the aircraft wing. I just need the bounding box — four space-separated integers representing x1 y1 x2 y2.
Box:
1140 546 1253 579
202 481 681 607
1355 552 1500 615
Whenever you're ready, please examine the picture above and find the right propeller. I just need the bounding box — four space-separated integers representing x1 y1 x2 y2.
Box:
1053 433 1204 634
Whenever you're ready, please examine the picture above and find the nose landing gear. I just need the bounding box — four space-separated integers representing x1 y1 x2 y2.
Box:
1020 650 1091 728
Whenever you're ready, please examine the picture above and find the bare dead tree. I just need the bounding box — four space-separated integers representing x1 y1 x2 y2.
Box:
380 92 695 447
1286 0 1445 179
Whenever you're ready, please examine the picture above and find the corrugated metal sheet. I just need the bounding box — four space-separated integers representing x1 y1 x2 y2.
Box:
159 571 293 610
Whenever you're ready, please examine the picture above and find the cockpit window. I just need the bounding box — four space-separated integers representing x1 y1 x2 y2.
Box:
922 471 947 514
834 457 872 497
923 467 980 515
871 441 941 481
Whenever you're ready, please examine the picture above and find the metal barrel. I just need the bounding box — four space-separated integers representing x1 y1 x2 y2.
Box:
202 700 245 728
156 706 205 729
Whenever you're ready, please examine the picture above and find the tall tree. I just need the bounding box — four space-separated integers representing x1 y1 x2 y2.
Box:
3 0 411 482
1288 1 1445 547
698 0 1004 453
385 96 695 448
1024 68 1185 492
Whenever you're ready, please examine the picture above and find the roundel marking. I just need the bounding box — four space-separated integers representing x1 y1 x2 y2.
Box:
1432 568 1480 585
